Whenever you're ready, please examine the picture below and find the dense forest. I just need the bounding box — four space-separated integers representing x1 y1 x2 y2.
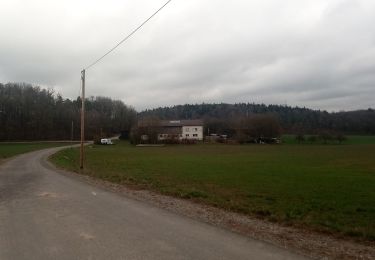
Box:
0 83 136 140
1 83 374 141
140 103 375 135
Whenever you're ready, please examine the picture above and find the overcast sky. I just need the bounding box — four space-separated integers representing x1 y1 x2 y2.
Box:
0 0 374 111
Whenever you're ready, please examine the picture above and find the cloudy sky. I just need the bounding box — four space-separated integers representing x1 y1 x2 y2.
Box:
0 0 374 111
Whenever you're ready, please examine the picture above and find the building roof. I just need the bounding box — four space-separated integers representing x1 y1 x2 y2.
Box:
160 119 203 127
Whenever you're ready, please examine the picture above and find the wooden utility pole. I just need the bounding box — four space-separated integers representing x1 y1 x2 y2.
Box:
80 69 85 169
71 120 74 141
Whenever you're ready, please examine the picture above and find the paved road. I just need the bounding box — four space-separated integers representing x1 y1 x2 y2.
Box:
0 147 308 260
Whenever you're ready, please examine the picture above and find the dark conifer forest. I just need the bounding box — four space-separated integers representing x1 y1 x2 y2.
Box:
141 103 375 135
1 82 374 141
0 83 136 140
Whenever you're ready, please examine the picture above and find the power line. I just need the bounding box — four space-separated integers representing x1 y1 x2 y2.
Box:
84 0 173 70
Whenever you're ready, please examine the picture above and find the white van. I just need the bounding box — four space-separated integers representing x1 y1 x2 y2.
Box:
100 138 113 145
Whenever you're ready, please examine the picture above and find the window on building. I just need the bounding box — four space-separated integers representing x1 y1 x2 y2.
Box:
186 128 190 132
193 134 198 137
194 128 198 131
186 134 189 137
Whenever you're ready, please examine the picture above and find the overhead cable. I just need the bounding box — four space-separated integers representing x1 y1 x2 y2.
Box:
84 0 173 70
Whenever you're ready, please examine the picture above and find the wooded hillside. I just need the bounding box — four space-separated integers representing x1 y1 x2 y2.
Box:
0 83 136 140
140 103 375 135
1 83 374 141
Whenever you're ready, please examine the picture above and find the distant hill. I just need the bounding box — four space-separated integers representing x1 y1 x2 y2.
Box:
140 103 375 134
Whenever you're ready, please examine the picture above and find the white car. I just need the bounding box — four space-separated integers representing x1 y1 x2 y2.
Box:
100 138 113 145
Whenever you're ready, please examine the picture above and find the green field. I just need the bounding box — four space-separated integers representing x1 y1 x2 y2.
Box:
51 141 375 240
0 142 74 161
282 134 375 144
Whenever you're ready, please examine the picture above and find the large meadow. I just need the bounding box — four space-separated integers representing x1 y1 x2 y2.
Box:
50 136 375 240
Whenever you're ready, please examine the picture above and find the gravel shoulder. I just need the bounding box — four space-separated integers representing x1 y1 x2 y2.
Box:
47 157 375 260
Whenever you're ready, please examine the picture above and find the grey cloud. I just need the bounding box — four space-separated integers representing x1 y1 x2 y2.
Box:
0 0 374 111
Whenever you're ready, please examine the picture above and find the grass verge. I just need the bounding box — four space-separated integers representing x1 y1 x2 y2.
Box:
0 142 75 162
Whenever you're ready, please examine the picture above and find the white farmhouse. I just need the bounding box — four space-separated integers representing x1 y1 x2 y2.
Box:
158 120 203 141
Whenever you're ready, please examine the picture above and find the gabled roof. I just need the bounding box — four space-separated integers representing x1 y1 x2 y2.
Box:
160 119 203 127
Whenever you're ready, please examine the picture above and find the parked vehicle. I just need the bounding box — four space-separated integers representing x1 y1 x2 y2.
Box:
100 138 113 145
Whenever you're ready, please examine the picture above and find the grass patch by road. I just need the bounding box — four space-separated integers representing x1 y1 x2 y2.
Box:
50 141 375 241
0 142 75 162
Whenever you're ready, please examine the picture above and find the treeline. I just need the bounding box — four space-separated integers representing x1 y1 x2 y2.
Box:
2 83 374 141
131 114 281 145
295 132 347 144
140 103 375 135
0 83 136 141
